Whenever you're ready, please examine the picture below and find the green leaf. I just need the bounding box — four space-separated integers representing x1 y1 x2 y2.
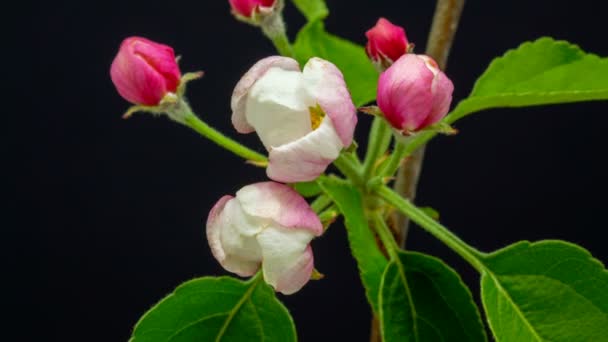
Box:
290 0 328 21
130 275 296 342
318 177 388 313
480 240 608 341
292 180 322 197
293 20 379 107
449 37 608 123
380 251 487 342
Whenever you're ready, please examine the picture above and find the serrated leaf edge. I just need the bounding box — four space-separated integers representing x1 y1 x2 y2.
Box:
130 275 297 342
480 240 608 342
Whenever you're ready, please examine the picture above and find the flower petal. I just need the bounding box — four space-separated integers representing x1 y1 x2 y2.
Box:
256 226 316 295
206 195 261 277
129 37 181 92
245 67 312 149
301 57 357 147
423 70 454 127
236 182 323 236
377 54 435 131
266 116 343 183
231 56 300 134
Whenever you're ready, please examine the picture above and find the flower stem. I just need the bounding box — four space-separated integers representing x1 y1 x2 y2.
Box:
379 140 407 178
377 185 486 273
181 109 267 163
334 153 363 185
268 31 294 58
261 13 295 58
310 194 332 213
370 211 399 260
362 117 392 182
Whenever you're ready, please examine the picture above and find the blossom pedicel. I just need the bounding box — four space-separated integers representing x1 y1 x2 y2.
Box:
110 37 181 106
206 182 323 295
231 56 357 183
365 18 411 70
377 54 454 134
229 0 276 19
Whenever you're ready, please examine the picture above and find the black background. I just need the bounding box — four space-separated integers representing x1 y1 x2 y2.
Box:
23 0 608 341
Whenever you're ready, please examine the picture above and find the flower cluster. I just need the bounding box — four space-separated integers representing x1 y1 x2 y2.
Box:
109 13 453 294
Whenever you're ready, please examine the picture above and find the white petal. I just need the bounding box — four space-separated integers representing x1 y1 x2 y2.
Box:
231 56 300 134
256 225 315 294
245 67 313 149
217 199 263 276
266 116 343 183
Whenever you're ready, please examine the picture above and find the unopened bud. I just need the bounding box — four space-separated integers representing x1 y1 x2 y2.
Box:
110 37 181 106
229 0 276 20
377 54 454 135
365 18 412 70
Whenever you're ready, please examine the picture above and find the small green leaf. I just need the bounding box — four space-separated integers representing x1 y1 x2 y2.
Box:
380 251 487 342
130 275 296 342
480 240 608 341
419 206 440 220
290 0 328 21
293 20 379 107
318 177 388 313
449 37 608 122
292 181 322 197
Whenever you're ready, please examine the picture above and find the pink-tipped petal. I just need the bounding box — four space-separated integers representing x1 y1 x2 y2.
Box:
272 245 314 295
266 116 343 184
257 227 316 295
231 56 300 134
236 182 323 236
301 58 357 146
206 195 234 269
206 195 261 277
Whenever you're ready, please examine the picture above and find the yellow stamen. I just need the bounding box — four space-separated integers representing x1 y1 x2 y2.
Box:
309 104 326 130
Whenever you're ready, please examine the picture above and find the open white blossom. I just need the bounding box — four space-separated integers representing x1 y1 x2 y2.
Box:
206 182 323 295
231 56 357 182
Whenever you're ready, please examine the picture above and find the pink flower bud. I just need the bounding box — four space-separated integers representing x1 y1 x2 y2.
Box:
110 37 181 106
377 54 454 133
366 18 411 69
229 0 276 18
206 182 323 295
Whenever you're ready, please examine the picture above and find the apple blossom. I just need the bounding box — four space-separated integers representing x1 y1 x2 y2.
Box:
365 18 411 70
206 182 323 295
231 56 357 183
110 37 181 106
377 54 454 134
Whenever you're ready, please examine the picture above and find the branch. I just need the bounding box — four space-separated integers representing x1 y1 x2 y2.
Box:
371 3 465 341
392 0 465 247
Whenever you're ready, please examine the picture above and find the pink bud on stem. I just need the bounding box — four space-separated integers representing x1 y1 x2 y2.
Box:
365 18 412 70
110 37 181 107
229 0 276 19
377 54 454 135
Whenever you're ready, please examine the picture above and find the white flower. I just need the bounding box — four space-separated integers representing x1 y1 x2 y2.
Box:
231 56 357 182
206 182 323 294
